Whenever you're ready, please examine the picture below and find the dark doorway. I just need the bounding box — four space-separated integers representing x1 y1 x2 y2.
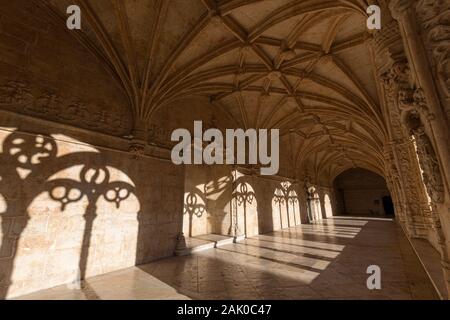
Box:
333 168 391 216
382 196 395 216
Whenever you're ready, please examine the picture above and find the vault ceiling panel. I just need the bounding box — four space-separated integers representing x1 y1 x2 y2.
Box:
88 0 127 57
261 16 305 40
333 14 366 43
29 0 386 182
242 48 268 65
172 21 236 71
335 50 379 104
151 0 206 74
202 74 237 84
194 48 242 73
311 61 366 102
227 0 293 30
122 0 163 73
299 80 357 108
256 44 280 61
296 15 338 46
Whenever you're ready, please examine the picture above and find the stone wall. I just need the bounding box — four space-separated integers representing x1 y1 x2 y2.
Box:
183 165 212 237
249 175 306 234
0 108 340 299
0 112 184 299
0 1 132 137
182 165 309 239
318 187 338 219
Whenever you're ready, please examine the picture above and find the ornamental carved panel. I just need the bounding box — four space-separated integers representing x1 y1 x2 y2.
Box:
416 0 450 109
0 81 132 136
413 128 445 203
380 61 412 140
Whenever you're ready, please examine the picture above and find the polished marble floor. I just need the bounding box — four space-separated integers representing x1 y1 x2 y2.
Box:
18 217 439 300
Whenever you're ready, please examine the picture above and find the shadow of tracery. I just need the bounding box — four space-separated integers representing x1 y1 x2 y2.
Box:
272 181 301 230
273 188 286 229
232 180 257 237
0 130 137 299
183 190 207 237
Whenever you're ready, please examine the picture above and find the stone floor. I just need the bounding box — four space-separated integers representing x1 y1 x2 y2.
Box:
410 238 448 299
17 216 439 300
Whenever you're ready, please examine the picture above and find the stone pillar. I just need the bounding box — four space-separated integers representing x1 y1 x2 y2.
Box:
387 1 450 296
411 0 450 121
389 0 450 194
230 168 245 241
367 6 441 241
376 59 431 238
174 233 188 256
383 140 430 237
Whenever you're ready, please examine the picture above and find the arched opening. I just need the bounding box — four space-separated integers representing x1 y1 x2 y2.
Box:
382 196 395 216
333 168 393 217
233 182 258 237
271 181 301 230
306 186 323 222
324 194 334 218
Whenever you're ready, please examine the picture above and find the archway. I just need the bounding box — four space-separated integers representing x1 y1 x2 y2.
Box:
333 168 392 217
324 193 334 218
306 186 323 222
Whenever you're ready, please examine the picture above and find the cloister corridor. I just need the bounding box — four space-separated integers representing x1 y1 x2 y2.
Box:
18 217 438 300
1 0 450 303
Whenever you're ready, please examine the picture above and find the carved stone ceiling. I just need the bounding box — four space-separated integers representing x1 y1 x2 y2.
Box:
39 0 387 183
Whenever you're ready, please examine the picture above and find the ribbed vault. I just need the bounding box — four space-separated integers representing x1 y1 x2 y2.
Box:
38 0 388 184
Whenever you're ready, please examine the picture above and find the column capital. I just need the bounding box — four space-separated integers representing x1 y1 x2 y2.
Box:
129 118 148 155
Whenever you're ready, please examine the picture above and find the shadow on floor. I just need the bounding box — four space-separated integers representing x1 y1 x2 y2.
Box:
16 217 440 300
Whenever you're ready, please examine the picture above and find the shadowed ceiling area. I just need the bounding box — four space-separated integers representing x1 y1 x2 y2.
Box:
37 0 386 184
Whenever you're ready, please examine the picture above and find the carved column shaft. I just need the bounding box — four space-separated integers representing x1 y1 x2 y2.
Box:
370 10 438 238
388 0 450 296
389 0 450 194
383 141 429 237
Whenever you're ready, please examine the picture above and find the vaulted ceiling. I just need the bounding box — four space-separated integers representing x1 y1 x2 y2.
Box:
38 0 389 184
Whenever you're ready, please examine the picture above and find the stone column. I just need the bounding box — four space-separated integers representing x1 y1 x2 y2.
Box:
412 0 450 120
386 1 450 295
230 168 246 240
409 115 450 295
384 140 432 237
389 0 450 194
376 60 432 238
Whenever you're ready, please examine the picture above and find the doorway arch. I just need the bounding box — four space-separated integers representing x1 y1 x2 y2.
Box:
333 168 392 216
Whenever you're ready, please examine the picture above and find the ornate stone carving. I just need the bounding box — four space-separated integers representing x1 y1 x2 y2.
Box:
0 81 33 105
412 127 445 203
398 87 415 110
380 61 413 140
416 0 450 99
381 60 411 93
413 88 435 120
373 19 405 72
397 87 435 121
0 81 131 136
128 140 146 155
